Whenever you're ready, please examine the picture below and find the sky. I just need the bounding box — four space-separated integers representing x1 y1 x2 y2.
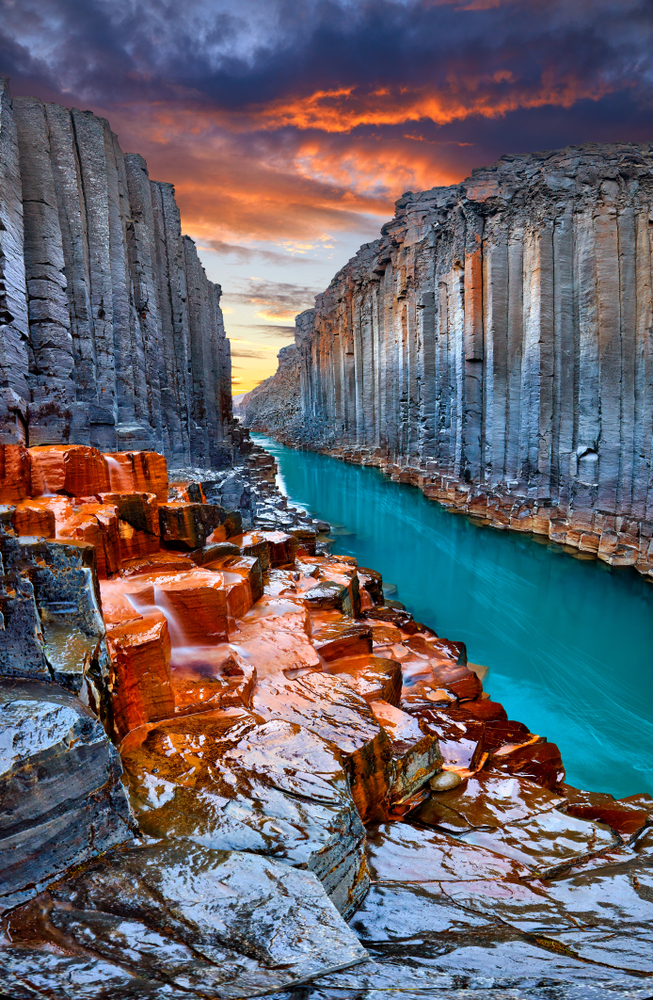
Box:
2 0 653 391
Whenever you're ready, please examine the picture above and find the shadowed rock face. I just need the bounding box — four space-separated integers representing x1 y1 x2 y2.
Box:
0 79 237 467
0 681 134 913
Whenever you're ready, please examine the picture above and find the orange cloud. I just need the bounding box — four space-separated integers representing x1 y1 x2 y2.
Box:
254 75 615 133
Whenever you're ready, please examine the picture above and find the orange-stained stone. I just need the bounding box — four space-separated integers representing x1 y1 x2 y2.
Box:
99 492 160 536
99 579 145 628
327 654 402 706
371 699 442 807
561 785 653 841
312 621 373 662
0 444 34 502
204 555 263 609
104 451 168 502
30 445 110 496
10 500 55 538
407 707 487 772
412 772 566 834
117 519 160 563
170 648 257 716
486 739 565 791
231 597 320 677
107 611 175 740
120 551 195 576
252 670 393 822
124 569 231 647
159 502 227 551
56 503 121 578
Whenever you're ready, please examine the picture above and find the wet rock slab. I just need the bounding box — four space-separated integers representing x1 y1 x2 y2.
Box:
1 841 367 999
120 708 368 916
0 680 134 913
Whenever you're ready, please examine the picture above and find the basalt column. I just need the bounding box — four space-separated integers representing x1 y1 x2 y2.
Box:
292 144 653 531
0 78 235 466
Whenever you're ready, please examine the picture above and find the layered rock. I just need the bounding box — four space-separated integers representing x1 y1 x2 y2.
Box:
261 144 653 577
0 79 236 466
242 343 301 436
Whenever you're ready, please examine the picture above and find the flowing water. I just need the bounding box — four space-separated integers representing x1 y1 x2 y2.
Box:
253 433 653 798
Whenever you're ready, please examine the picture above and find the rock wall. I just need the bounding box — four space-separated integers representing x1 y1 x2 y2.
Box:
242 342 302 435
286 144 653 567
0 79 234 467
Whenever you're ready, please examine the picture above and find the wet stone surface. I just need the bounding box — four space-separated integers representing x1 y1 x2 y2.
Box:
1 443 652 997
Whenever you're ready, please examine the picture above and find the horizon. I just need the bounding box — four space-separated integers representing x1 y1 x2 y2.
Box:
2 0 652 391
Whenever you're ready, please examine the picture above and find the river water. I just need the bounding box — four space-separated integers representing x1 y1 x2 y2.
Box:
252 433 653 798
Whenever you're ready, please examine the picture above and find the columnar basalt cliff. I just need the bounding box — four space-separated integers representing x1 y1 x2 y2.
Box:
0 80 234 466
261 144 653 577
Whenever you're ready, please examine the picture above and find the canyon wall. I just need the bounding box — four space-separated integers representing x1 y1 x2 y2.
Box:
0 79 234 467
275 143 653 560
242 343 301 435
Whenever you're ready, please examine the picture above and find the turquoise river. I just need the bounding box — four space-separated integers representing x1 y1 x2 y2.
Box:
253 433 653 799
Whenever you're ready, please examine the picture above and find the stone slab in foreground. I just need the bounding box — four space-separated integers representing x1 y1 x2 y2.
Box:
0 841 367 999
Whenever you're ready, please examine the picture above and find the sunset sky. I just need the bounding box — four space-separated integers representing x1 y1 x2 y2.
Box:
2 0 653 391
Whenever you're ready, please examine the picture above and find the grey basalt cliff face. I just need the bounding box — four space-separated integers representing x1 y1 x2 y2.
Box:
0 79 235 467
277 143 653 572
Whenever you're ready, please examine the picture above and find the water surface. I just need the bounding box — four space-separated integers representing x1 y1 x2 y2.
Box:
253 433 653 798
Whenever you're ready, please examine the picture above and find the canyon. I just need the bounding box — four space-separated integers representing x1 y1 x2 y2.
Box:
245 142 653 578
0 79 652 998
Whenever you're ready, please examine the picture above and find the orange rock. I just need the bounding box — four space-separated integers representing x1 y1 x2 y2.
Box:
10 500 56 538
107 611 175 740
252 670 393 822
232 597 320 677
370 699 442 807
99 492 160 535
56 503 121 578
104 451 169 502
204 555 264 607
117 520 160 563
159 502 228 551
312 621 373 662
125 569 231 647
0 444 34 502
328 655 402 706
170 649 256 716
99 579 145 628
30 445 110 496
120 551 195 576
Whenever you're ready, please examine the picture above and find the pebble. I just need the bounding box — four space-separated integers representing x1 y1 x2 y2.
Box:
429 770 463 792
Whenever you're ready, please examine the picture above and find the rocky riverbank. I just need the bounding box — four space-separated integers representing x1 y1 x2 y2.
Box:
1 441 652 998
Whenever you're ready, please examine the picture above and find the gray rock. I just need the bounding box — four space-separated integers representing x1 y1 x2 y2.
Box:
256 143 653 541
0 79 238 464
0 680 134 913
0 841 368 999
